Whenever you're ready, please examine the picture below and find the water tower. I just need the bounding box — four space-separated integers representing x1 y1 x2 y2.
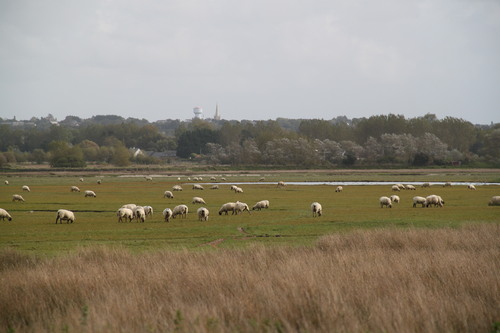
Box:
193 106 203 119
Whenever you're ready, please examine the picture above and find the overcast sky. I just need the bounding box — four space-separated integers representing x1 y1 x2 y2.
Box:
1 0 499 124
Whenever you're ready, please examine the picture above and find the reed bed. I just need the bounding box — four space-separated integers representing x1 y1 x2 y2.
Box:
1 223 499 332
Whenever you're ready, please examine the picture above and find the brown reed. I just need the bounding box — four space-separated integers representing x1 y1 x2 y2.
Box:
1 223 499 332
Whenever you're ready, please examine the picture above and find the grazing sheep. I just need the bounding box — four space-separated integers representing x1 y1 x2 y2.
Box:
134 206 146 222
192 197 206 204
234 186 244 193
116 208 134 223
379 196 392 208
4 180 9 185
422 182 430 188
97 179 102 184
467 184 476 190
425 195 444 208
230 185 238 191
172 185 183 191
219 202 236 215
412 196 427 208
84 190 97 198
164 191 174 199
143 205 153 217
396 184 406 190
488 196 500 206
172 204 188 219
145 176 153 181
162 208 173 222
405 184 416 190
335 186 343 192
210 176 217 181
252 200 269 211
12 194 25 202
0 208 12 221
311 202 322 217
79 178 84 182
390 195 400 204
70 186 81 192
221 177 227 181
259 177 265 181
192 184 204 190
56 209 75 224
197 207 209 222
235 201 251 215
391 185 400 192
210 185 219 190
121 203 137 210
22 185 30 192
277 181 286 188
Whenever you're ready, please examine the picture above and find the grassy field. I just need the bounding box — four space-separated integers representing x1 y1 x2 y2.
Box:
0 171 499 332
0 171 499 255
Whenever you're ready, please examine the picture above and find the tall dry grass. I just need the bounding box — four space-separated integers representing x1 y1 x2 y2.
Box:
1 223 499 332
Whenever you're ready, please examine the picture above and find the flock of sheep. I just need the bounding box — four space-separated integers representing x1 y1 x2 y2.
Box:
1 177 500 224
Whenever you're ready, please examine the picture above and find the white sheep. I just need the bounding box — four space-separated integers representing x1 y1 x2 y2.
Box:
488 196 500 206
235 201 251 215
70 186 81 192
221 177 227 181
396 184 406 190
422 183 430 188
56 209 75 224
210 176 217 181
0 208 12 221
425 195 444 208
22 185 30 192
230 185 238 191
405 184 416 190
210 185 219 190
467 184 476 190
172 185 183 191
4 180 9 185
134 206 146 222
145 176 153 181
335 186 343 192
192 184 204 190
391 185 400 192
311 202 322 217
143 205 153 217
192 197 206 204
84 190 97 198
234 186 244 193
163 208 173 222
116 208 134 223
379 196 392 208
259 177 265 181
79 178 84 182
277 181 286 188
219 202 236 215
197 207 209 222
97 179 102 184
121 203 137 210
12 194 25 202
164 191 174 199
412 196 427 208
390 195 400 204
252 200 269 211
172 204 188 219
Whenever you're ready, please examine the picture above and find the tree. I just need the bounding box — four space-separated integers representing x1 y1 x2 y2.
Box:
176 128 220 158
49 141 86 168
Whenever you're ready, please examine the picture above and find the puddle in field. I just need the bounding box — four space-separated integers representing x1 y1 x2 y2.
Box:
189 181 500 186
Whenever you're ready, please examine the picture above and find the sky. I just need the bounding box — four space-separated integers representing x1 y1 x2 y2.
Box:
1 0 499 124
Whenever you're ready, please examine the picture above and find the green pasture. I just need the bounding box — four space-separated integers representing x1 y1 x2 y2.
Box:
0 173 499 256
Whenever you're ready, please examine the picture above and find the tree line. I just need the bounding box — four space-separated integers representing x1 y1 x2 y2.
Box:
0 113 498 168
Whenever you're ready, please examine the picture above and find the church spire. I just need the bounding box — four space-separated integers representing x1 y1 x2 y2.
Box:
214 103 221 120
